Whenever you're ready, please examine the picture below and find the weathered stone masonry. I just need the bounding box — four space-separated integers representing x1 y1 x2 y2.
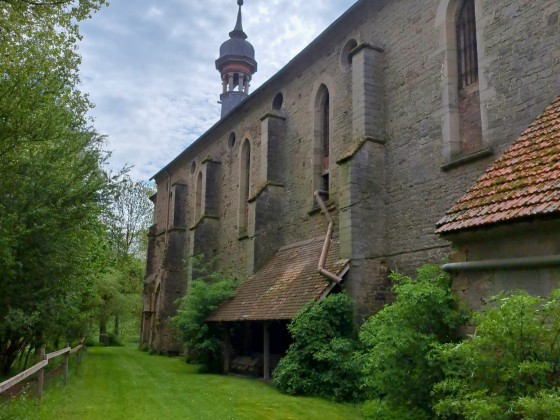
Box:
142 0 560 352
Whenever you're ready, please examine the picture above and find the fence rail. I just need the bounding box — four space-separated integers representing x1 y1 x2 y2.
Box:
0 338 85 401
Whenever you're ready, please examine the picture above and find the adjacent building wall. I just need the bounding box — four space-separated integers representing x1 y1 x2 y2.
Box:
444 220 560 309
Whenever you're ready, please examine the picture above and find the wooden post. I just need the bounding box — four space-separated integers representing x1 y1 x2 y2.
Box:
263 321 270 381
64 343 69 385
223 328 231 374
75 340 82 374
37 347 46 402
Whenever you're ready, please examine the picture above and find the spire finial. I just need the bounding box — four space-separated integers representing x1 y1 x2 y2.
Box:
229 0 247 39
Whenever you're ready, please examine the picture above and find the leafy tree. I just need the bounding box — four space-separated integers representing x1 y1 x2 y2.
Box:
104 175 154 259
171 257 239 372
95 175 154 343
433 290 560 419
273 293 361 402
0 0 108 374
358 265 465 417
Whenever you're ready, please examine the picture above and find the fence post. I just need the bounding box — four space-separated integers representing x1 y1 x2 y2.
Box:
64 342 69 385
37 347 46 402
76 339 83 374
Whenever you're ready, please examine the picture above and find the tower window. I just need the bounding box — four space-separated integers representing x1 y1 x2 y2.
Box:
457 0 478 89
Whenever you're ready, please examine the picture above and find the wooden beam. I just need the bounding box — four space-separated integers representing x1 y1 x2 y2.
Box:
47 347 71 361
0 360 48 395
263 321 270 381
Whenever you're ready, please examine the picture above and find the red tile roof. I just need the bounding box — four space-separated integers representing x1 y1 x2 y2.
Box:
436 95 560 234
207 237 349 322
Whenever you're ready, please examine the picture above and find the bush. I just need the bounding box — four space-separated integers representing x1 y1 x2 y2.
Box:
170 258 239 372
358 264 465 417
433 290 560 419
273 293 361 402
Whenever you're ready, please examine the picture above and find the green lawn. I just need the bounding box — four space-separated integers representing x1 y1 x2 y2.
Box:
1 345 361 419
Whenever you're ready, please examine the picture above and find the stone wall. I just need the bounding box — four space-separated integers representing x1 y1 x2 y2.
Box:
143 0 560 351
445 220 560 309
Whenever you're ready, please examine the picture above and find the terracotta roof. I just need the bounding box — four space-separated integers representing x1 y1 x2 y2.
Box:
207 237 349 322
436 95 560 234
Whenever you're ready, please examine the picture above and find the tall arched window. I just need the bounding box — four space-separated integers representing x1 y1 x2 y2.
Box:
456 0 482 155
239 139 251 234
457 0 478 89
437 0 486 164
195 171 203 222
315 84 330 195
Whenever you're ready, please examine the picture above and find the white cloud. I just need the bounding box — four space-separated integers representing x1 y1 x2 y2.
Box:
79 0 358 181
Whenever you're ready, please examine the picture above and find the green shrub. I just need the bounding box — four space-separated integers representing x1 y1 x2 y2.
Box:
433 290 560 419
358 264 464 417
362 399 431 420
273 293 361 402
170 258 239 372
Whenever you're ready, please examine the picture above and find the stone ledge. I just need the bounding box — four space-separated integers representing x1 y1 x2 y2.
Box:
441 147 493 172
201 157 221 165
248 181 285 203
189 214 219 230
349 42 384 57
337 136 386 165
259 112 286 122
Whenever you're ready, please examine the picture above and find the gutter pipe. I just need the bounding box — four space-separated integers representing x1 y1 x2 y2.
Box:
314 190 342 285
442 255 560 273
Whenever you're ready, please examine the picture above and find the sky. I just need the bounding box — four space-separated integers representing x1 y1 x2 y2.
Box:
78 0 358 181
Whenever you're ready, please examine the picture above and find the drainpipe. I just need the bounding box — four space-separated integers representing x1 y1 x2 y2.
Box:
442 255 560 273
314 190 342 285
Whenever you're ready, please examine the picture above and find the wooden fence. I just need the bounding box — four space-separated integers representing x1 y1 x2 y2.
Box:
0 338 85 402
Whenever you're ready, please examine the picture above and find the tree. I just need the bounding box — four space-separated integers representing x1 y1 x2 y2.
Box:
0 0 108 374
96 175 154 343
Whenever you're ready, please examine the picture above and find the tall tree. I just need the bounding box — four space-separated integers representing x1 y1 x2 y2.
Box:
96 175 154 343
0 0 108 374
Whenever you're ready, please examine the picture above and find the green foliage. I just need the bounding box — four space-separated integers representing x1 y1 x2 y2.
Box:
433 290 560 419
273 293 361 402
0 0 110 374
362 399 431 420
358 264 465 416
171 257 239 372
0 346 362 419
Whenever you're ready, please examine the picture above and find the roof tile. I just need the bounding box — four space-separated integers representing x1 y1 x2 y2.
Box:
207 237 348 322
436 95 560 234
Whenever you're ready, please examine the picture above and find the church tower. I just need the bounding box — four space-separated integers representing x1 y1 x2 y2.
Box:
216 0 257 118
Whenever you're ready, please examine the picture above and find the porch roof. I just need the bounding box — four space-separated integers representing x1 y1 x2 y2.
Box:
207 236 349 322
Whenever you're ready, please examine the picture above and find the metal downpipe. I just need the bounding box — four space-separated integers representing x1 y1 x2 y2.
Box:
314 190 342 285
442 255 560 273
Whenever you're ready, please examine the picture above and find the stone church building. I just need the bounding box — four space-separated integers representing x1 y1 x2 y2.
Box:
141 0 560 373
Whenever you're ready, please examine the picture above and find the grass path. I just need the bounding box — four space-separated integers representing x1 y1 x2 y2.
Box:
2 346 361 419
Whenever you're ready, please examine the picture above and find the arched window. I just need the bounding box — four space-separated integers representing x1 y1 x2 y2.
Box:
437 0 486 163
195 171 203 222
456 0 481 155
239 139 251 234
315 84 330 195
457 0 478 89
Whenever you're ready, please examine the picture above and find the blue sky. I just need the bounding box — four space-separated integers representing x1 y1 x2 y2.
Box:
78 0 357 181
